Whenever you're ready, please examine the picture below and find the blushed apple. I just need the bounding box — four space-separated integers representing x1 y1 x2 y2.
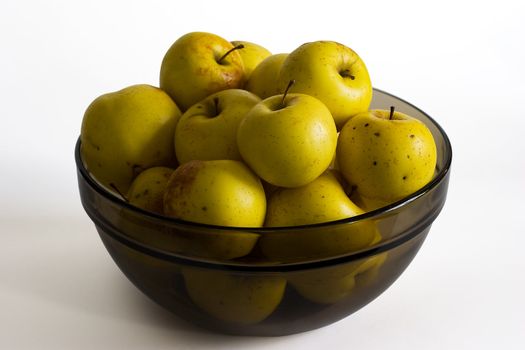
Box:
163 159 266 227
127 166 174 214
160 32 245 111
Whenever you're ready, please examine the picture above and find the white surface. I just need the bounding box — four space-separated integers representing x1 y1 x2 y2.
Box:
1 0 524 349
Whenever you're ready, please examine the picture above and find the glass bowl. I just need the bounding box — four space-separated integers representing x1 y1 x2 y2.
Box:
75 88 452 336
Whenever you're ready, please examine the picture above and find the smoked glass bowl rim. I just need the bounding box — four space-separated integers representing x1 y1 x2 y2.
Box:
75 88 452 272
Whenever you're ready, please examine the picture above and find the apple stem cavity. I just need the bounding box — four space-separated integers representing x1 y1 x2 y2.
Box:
281 79 295 108
389 106 395 120
213 97 220 116
217 44 244 64
340 69 355 80
110 183 129 202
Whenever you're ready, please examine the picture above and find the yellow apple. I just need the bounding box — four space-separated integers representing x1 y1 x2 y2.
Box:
258 170 380 304
175 89 260 164
256 170 382 304
278 41 372 129
337 108 437 204
126 166 174 214
289 250 387 304
81 84 181 194
230 40 272 79
160 160 265 259
159 229 260 260
115 206 260 260
160 32 245 111
288 230 387 304
163 160 266 227
245 53 288 99
182 268 286 324
260 171 377 262
264 170 363 226
237 93 337 188
289 264 357 304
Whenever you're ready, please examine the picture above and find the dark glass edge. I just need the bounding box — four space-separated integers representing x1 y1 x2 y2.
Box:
85 182 446 272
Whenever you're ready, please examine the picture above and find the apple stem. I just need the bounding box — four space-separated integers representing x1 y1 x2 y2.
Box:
281 79 295 107
110 183 129 202
389 106 395 120
217 44 244 64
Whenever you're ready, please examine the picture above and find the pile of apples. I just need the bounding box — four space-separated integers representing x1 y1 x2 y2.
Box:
81 31 437 230
80 32 440 323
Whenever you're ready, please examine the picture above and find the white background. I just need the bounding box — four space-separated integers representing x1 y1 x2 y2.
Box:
1 0 524 349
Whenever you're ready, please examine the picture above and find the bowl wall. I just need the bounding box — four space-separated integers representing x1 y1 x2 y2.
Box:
97 224 430 335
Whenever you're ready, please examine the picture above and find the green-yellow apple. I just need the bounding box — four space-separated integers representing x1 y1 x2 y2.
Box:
237 92 337 188
289 265 357 304
116 205 260 260
231 40 271 80
163 159 266 227
278 41 372 129
260 170 376 262
81 84 181 194
159 229 260 260
245 53 288 99
112 167 177 278
160 32 245 111
156 159 264 259
289 250 387 304
126 166 174 214
337 108 437 205
258 170 379 304
264 170 362 226
353 251 388 287
288 231 387 304
175 89 261 164
182 268 286 324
